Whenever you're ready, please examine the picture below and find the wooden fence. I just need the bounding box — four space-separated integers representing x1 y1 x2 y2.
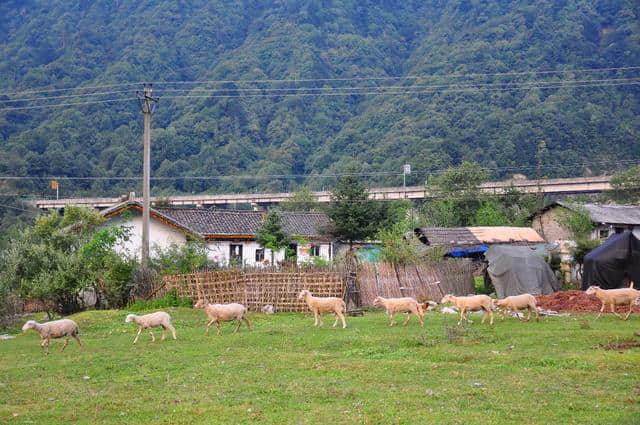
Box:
163 270 345 312
357 260 474 306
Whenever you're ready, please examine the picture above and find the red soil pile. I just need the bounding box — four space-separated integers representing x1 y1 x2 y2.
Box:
536 290 640 313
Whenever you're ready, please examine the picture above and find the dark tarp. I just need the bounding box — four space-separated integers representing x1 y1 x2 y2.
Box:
582 231 640 290
485 245 560 298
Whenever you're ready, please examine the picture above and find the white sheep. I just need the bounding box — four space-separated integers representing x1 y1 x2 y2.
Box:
124 311 177 344
261 304 275 314
586 282 640 320
298 289 347 328
21 319 81 355
372 296 425 327
440 294 494 325
194 301 251 335
493 294 540 322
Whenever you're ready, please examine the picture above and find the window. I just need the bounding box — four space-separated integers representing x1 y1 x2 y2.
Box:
229 244 243 262
599 229 609 239
310 244 321 257
255 248 264 262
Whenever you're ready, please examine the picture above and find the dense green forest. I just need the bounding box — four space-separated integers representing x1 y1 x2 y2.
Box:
0 0 639 209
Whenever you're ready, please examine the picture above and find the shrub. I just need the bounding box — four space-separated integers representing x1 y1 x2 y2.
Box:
126 288 192 312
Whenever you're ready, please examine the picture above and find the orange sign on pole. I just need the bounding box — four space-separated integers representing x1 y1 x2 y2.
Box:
50 180 58 190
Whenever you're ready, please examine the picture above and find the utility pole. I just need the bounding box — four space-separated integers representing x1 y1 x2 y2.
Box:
536 140 547 210
137 84 158 271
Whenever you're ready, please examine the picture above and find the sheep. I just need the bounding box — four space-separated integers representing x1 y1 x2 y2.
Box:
298 289 347 328
440 294 494 325
585 282 640 320
372 296 425 327
124 311 177 344
493 294 540 322
194 301 251 335
21 319 81 355
261 304 275 315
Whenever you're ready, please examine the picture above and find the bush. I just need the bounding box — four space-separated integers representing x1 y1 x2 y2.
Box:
126 288 192 312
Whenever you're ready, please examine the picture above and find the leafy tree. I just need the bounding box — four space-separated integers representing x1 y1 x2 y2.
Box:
610 165 640 202
325 174 384 248
151 241 210 275
377 221 423 266
281 186 319 212
560 206 595 240
255 210 290 266
473 200 510 226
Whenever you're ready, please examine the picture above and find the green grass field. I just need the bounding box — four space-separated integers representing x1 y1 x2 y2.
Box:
1 308 639 424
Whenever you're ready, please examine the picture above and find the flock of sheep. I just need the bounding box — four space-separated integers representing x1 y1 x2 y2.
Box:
20 283 640 354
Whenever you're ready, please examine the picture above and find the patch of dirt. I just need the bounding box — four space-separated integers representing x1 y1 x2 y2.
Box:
599 340 640 351
536 290 640 313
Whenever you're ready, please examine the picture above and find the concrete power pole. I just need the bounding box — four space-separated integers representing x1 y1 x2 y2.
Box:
138 84 158 270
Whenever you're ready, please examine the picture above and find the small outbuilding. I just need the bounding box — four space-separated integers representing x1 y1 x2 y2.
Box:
485 245 560 298
582 230 640 290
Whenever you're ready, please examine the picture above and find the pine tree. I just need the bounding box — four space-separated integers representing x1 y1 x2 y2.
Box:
255 210 290 266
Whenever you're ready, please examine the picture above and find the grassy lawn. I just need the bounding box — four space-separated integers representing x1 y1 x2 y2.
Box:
1 308 639 424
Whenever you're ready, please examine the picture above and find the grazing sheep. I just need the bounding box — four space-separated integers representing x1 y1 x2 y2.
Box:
124 312 177 344
440 294 494 325
372 296 425 327
261 304 275 315
298 289 347 328
493 294 540 322
21 319 81 355
194 301 251 335
586 282 640 320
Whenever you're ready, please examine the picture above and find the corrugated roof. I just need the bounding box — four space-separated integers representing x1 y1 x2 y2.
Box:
103 201 331 238
532 201 640 225
414 226 544 246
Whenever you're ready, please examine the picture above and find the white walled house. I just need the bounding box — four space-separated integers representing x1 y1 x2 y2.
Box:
101 201 333 266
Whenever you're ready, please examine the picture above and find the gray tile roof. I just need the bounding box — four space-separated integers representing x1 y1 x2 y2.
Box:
562 202 640 225
103 201 331 238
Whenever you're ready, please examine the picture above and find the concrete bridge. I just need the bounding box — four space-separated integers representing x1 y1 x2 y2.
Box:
31 175 612 210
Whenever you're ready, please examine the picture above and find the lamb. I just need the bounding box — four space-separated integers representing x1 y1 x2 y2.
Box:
493 294 540 322
21 319 81 355
124 311 177 344
372 296 425 327
585 282 640 320
194 301 251 335
440 294 494 325
298 289 347 328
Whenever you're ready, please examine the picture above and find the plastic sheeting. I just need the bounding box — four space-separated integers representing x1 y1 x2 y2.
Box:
485 245 560 298
582 231 640 290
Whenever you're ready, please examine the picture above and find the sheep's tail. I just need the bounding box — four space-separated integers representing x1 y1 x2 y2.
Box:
630 281 635 289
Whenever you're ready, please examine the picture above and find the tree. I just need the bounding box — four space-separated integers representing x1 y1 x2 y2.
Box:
560 206 595 240
255 210 290 266
325 174 384 248
281 186 319 212
610 165 640 202
377 221 422 266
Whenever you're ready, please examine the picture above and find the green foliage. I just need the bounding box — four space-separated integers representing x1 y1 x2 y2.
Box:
280 186 319 212
326 173 385 245
126 288 192 312
255 210 290 265
472 200 510 226
377 221 422 266
151 241 210 275
609 165 640 202
560 206 595 240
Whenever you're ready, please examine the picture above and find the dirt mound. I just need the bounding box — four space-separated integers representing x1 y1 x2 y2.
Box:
536 290 640 313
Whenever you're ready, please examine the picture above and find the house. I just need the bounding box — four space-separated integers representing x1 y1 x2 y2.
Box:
530 202 640 243
100 201 333 266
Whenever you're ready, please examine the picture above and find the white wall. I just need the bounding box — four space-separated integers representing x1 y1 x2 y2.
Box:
107 214 187 259
297 242 332 264
205 241 332 266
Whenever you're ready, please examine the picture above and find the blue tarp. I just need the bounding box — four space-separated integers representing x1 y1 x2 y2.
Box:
446 245 489 258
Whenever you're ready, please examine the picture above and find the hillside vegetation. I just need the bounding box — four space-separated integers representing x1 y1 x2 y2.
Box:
0 0 639 201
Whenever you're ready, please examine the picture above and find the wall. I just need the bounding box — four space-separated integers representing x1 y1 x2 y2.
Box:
531 208 572 243
107 213 187 258
205 241 331 266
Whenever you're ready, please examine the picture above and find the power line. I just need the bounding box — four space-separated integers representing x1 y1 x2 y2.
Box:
0 97 138 112
0 204 39 214
0 89 135 104
0 82 140 97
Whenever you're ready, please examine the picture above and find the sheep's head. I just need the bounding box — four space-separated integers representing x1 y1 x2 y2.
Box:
298 290 310 300
440 294 455 304
22 320 37 331
194 300 206 309
493 299 506 307
124 314 136 323
585 286 600 295
372 296 383 307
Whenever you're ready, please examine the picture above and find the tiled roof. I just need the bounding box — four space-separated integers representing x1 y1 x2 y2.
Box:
414 226 544 246
531 202 640 225
103 201 331 238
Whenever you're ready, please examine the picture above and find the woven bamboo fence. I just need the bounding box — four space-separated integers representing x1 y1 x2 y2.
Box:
163 270 344 313
357 260 474 306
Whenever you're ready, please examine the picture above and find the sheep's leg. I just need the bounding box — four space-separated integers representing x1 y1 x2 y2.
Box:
595 302 605 320
389 312 396 327
488 309 494 325
160 325 167 341
242 316 251 330
624 302 633 320
206 319 216 335
525 307 532 322
133 327 143 344
60 337 70 352
481 310 486 324
41 337 50 355
149 329 155 342
500 308 508 321
313 310 319 326
332 313 339 328
402 313 412 326
317 311 324 327
610 303 622 319
215 322 222 335
72 334 82 346
416 308 425 327
233 319 242 334
534 306 540 322
338 311 347 329
168 324 177 339
457 308 465 326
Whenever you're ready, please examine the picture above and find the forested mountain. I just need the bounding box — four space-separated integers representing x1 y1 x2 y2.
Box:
0 0 639 202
